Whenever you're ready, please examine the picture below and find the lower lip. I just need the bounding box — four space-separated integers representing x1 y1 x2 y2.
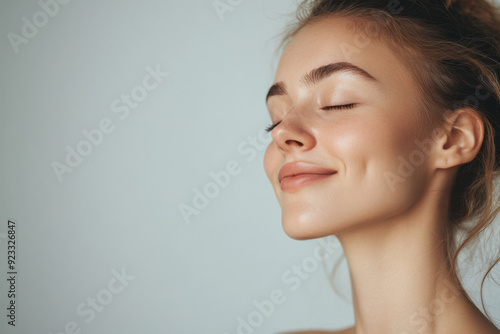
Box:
280 173 336 192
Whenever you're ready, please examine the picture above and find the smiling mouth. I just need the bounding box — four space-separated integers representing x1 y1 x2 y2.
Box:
280 172 336 191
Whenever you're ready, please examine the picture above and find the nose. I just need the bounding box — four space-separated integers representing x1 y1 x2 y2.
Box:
271 109 316 153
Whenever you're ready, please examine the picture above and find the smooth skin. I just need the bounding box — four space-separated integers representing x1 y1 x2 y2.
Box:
264 17 500 334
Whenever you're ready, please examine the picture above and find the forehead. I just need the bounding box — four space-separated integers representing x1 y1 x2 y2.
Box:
274 16 413 90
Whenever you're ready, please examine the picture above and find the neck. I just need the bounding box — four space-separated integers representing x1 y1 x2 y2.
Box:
336 189 493 334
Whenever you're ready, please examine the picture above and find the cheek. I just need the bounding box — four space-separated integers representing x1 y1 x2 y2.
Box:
299 116 427 233
263 143 277 181
263 143 284 203
325 114 425 189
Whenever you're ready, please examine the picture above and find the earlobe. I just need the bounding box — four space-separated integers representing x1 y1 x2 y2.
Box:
433 108 484 169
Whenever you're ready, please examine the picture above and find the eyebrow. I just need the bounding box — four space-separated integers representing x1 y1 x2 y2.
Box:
265 62 377 103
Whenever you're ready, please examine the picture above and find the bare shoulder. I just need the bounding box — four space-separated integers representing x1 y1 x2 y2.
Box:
278 326 355 334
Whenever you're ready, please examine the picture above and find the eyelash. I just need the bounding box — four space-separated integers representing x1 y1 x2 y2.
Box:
321 103 356 111
265 103 357 132
265 122 280 132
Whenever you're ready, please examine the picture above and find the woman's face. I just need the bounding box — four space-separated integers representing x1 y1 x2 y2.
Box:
264 17 433 240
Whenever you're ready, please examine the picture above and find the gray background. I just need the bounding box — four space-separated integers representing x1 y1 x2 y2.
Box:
0 0 498 333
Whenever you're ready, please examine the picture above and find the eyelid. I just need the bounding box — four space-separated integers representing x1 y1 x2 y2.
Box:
265 121 281 133
321 103 357 110
265 107 289 133
265 104 356 132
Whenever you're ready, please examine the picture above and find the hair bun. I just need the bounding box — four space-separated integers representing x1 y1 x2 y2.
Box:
444 0 500 35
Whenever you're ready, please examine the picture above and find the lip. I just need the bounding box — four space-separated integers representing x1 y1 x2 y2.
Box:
278 161 337 191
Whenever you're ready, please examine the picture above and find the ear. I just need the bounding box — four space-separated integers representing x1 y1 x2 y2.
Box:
433 108 484 169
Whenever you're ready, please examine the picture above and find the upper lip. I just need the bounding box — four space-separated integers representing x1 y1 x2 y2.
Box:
278 161 337 183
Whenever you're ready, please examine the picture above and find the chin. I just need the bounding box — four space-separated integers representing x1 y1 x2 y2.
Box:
282 225 317 240
281 210 341 240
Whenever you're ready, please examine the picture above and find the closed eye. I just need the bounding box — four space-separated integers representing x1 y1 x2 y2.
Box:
265 121 281 133
321 103 357 110
265 104 357 132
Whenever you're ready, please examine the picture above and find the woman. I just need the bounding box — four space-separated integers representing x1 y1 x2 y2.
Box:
263 0 500 333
